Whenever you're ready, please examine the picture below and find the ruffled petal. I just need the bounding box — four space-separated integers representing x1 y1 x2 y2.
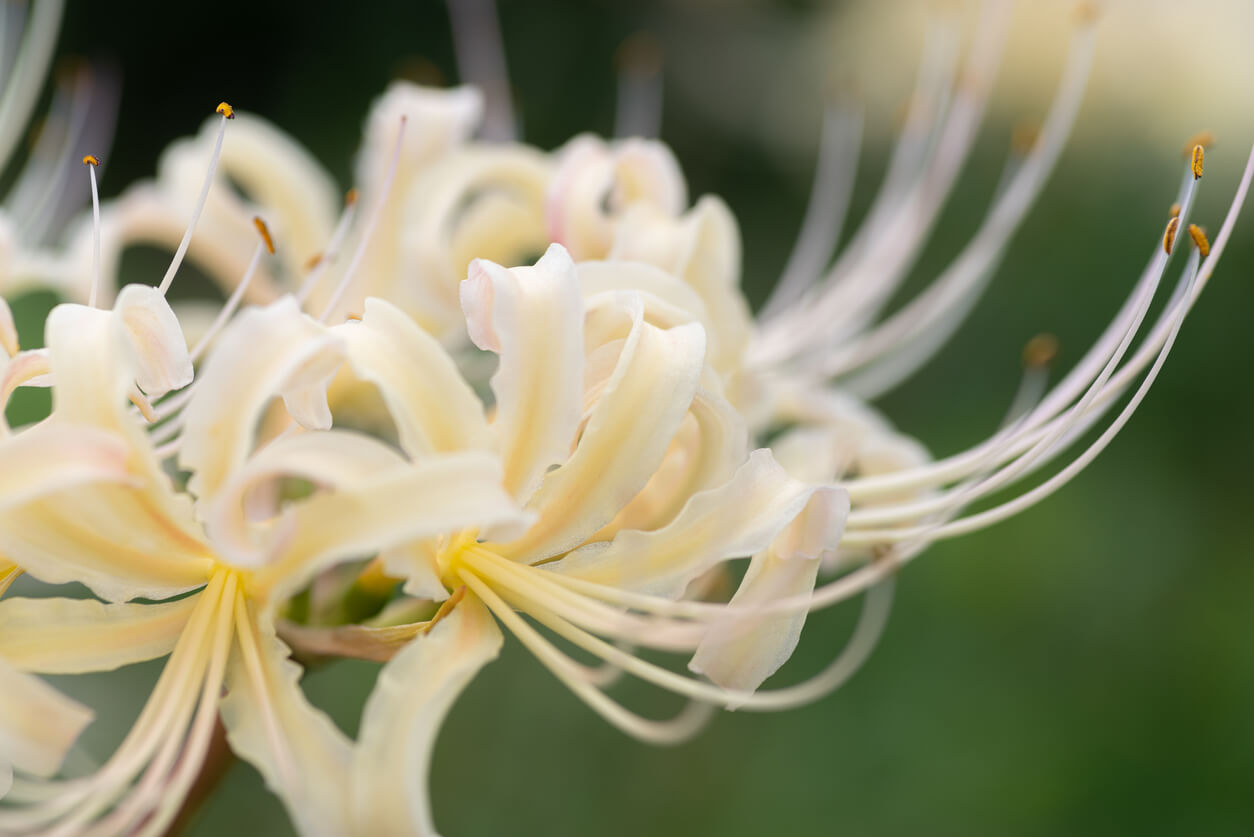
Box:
0 594 198 673
550 449 826 599
221 603 352 837
546 135 687 260
112 283 193 398
205 429 412 565
610 196 751 374
180 297 344 505
0 658 93 779
499 312 706 564
249 450 532 610
333 296 491 458
351 593 503 836
688 487 849 698
461 244 585 502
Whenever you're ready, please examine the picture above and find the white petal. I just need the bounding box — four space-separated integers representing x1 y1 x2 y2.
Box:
500 314 706 564
352 593 503 836
0 658 93 778
0 595 198 674
550 449 823 599
180 297 344 505
334 297 491 458
111 283 194 398
461 244 585 502
688 487 850 698
250 450 532 610
0 421 131 510
221 607 352 837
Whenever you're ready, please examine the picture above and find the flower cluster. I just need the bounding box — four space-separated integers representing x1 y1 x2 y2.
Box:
0 1 1251 835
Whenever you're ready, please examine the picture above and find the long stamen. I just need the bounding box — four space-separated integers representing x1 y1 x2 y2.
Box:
0 0 63 171
296 189 358 306
446 0 516 142
83 154 102 308
156 102 234 296
189 217 273 363
317 117 406 323
613 31 664 139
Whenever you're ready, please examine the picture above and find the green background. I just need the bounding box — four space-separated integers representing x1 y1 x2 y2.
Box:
10 0 1253 834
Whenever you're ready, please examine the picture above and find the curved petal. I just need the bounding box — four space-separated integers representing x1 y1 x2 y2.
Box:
688 486 849 698
0 594 198 673
0 422 132 510
610 196 751 373
0 658 93 779
333 297 491 458
249 450 532 610
462 244 585 502
550 449 827 599
112 283 193 398
0 296 16 357
180 297 344 505
351 593 503 836
205 429 412 565
500 315 706 564
221 603 352 837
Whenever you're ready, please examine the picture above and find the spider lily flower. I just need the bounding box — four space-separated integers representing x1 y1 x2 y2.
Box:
0 267 529 833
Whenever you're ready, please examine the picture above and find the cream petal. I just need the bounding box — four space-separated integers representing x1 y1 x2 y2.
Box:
550 449 827 599
500 316 707 564
0 422 132 510
688 487 849 698
546 135 687 260
0 594 198 674
1 350 51 429
577 259 711 334
461 244 585 502
249 451 532 610
180 297 345 505
377 540 447 601
351 593 503 836
392 145 551 336
205 429 412 565
333 296 491 458
221 605 352 837
610 196 752 373
0 296 16 357
0 657 93 779
112 283 193 398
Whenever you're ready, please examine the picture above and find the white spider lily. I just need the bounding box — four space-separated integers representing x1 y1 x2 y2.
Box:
0 283 530 834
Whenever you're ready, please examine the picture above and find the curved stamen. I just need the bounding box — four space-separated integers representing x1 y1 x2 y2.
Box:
83 154 101 308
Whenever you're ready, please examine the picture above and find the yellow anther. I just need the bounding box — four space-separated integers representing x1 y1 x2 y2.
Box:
1181 131 1215 157
616 30 664 77
423 586 466 635
1073 1 1100 24
81 154 99 167
1169 202 1181 218
346 311 363 321
1022 333 1060 370
1187 223 1211 258
304 251 324 272
252 216 275 254
215 101 235 119
344 188 359 207
1011 121 1041 156
1191 144 1204 179
1163 216 1180 255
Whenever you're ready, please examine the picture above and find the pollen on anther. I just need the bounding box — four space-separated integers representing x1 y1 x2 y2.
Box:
1191 144 1204 179
253 216 275 254
1022 333 1060 370
1169 202 1181 218
82 154 99 167
1187 223 1211 258
346 311 363 321
345 188 359 207
1163 216 1180 255
216 101 235 119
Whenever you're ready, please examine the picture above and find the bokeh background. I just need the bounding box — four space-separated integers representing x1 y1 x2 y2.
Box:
8 0 1254 833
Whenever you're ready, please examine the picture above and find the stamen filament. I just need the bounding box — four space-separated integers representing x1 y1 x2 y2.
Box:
157 105 232 296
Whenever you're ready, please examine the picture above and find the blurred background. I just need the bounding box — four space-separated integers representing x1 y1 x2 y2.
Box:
9 0 1254 833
